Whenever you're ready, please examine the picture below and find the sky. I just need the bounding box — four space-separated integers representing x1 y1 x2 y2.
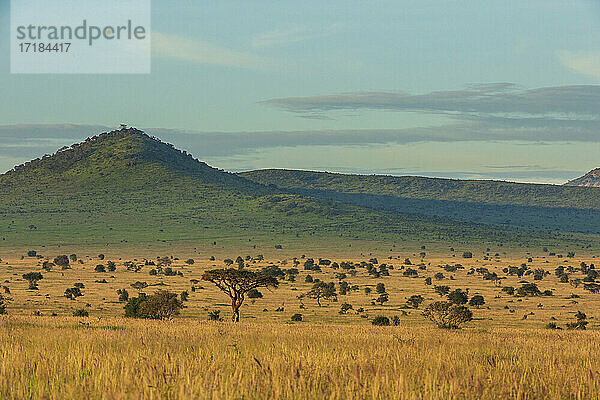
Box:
1 0 600 183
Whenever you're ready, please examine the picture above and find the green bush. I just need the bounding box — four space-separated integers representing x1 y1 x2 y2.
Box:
371 315 390 326
291 313 303 322
124 291 183 320
73 309 89 317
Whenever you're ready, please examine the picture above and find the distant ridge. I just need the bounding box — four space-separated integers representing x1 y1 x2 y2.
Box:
0 126 594 248
565 168 600 188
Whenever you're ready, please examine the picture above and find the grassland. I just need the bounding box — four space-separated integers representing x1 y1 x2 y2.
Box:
2 246 600 398
2 317 600 400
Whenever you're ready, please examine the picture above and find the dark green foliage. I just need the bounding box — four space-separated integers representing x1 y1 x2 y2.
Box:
424 277 432 285
22 272 43 290
406 295 424 309
180 291 189 302
64 287 83 299
566 311 588 330
27 250 37 257
447 289 468 305
53 255 70 268
291 313 303 322
468 295 485 308
208 310 222 321
94 264 106 273
501 286 515 295
247 288 263 299
301 281 337 306
124 290 183 320
371 316 391 326
73 309 89 317
423 301 473 329
340 302 353 314
185 258 195 265
117 288 129 302
434 285 450 297
106 261 116 272
462 252 473 259
376 283 386 294
516 283 542 297
202 268 279 322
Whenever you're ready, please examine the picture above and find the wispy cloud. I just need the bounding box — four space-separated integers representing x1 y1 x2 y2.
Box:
153 32 275 70
263 84 600 120
558 51 600 79
251 23 343 48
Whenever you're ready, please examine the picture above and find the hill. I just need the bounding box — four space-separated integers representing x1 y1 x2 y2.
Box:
0 127 561 251
240 169 600 234
565 168 600 188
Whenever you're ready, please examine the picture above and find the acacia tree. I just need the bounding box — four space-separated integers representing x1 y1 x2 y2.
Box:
299 281 337 307
202 268 278 322
22 272 44 290
423 301 472 329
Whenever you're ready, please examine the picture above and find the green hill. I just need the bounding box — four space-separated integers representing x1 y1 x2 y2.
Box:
240 169 600 234
0 128 593 251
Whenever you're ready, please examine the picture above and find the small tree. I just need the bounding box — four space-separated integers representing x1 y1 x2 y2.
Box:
434 285 450 297
447 289 468 305
53 255 70 269
124 290 183 320
406 295 424 309
376 283 386 294
300 281 337 307
372 316 390 326
202 268 278 322
22 272 43 290
468 295 485 308
423 301 473 329
117 288 129 302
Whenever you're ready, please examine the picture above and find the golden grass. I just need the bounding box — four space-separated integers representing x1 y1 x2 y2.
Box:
2 249 600 398
1 316 600 399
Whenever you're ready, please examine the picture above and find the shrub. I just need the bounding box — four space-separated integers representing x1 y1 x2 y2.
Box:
305 274 313 283
247 288 263 299
106 261 116 272
117 288 129 302
64 287 83 299
501 286 515 295
53 255 70 268
423 301 473 329
376 283 386 294
434 285 450 297
340 303 353 314
180 291 189 302
391 315 401 326
94 264 106 273
22 272 44 290
124 291 183 320
545 322 561 330
447 289 468 305
185 259 195 265
406 295 424 309
73 309 89 317
462 252 473 259
208 310 222 321
291 313 303 322
468 295 485 308
371 316 391 326
516 283 541 297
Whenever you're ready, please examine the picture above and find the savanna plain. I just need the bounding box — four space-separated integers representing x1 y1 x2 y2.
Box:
1 243 600 399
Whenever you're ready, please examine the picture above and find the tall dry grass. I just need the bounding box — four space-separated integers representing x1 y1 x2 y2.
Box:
1 316 599 399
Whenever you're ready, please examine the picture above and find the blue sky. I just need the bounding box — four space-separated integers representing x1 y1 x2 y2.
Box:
1 0 600 183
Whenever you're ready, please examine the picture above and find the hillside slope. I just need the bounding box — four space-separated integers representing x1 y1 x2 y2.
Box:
0 128 557 249
241 169 600 233
565 169 600 188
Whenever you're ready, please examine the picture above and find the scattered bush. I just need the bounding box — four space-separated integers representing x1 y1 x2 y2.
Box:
371 316 391 326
